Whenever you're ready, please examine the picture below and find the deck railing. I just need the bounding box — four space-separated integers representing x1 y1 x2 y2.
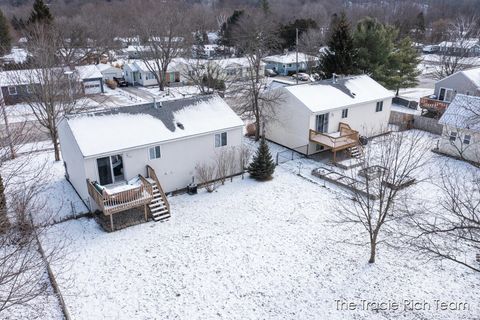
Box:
146 165 170 213
87 177 154 215
419 96 449 113
309 122 359 151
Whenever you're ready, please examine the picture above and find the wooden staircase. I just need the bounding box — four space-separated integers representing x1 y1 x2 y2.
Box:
146 165 171 222
347 145 363 159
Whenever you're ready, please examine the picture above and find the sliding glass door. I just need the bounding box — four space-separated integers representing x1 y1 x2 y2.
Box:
96 155 124 185
315 113 329 133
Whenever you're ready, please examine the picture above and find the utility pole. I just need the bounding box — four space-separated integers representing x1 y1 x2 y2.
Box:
296 27 299 84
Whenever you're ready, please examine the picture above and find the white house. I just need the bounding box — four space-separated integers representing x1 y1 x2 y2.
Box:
75 65 104 94
95 63 123 81
58 95 244 225
438 94 480 163
265 75 394 160
123 59 188 86
263 52 319 76
214 57 265 80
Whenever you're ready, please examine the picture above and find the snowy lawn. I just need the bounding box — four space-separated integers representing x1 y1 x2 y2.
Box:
42 134 479 320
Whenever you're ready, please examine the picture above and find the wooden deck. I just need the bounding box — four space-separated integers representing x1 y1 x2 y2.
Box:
309 123 360 162
87 177 154 216
419 96 449 114
87 166 171 231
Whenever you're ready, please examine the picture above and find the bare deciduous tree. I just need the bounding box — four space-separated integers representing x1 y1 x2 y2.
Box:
433 16 479 80
335 131 430 263
12 23 87 161
182 59 233 95
0 153 67 316
231 10 281 141
411 165 480 272
195 162 217 193
215 147 237 185
133 0 190 91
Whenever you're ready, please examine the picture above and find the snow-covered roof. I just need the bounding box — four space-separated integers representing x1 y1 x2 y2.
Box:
95 63 122 73
439 94 480 131
283 75 394 113
66 95 244 157
1 47 28 64
130 58 187 73
438 39 479 49
263 52 319 64
75 65 103 80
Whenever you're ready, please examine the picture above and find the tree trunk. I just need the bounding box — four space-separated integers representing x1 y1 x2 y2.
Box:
50 130 60 161
1 101 15 159
368 235 377 263
395 88 399 96
254 113 261 141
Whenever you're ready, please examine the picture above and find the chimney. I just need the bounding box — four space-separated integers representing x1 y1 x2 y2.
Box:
332 73 337 84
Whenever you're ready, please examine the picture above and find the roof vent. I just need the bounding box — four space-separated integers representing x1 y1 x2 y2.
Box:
176 122 184 130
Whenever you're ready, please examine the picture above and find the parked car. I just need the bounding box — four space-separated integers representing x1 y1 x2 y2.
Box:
265 68 278 77
292 73 310 81
113 77 128 87
422 45 439 54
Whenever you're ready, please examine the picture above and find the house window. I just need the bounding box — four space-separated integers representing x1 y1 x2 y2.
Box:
149 145 161 159
8 86 17 95
449 131 457 142
341 108 348 118
215 132 227 147
26 85 32 94
463 134 471 145
226 69 237 76
375 101 383 112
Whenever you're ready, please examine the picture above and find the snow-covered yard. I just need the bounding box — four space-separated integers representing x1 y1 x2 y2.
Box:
36 133 479 320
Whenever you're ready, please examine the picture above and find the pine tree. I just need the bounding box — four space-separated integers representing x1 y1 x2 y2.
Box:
248 137 275 181
28 0 53 26
0 174 9 233
413 12 426 43
383 37 421 95
353 17 397 76
259 0 270 13
0 9 12 56
219 10 244 47
320 13 357 78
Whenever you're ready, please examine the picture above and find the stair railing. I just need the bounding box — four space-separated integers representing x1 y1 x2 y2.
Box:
146 165 170 213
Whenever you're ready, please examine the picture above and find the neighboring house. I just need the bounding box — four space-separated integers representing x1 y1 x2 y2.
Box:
58 95 243 227
214 57 265 80
419 66 480 115
265 75 394 161
263 52 319 76
123 59 188 86
95 63 123 81
0 69 38 105
437 39 480 57
0 47 28 65
75 65 105 94
438 94 480 163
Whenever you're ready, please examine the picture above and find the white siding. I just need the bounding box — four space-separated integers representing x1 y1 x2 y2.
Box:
265 88 312 152
81 127 243 196
438 125 480 163
58 120 90 206
314 99 392 138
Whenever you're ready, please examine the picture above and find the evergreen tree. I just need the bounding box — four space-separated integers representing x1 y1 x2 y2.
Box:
320 13 357 78
353 17 396 76
413 12 426 42
219 10 244 47
0 9 12 56
0 174 9 233
248 137 275 181
383 37 421 95
27 0 53 26
279 18 318 49
259 0 270 13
